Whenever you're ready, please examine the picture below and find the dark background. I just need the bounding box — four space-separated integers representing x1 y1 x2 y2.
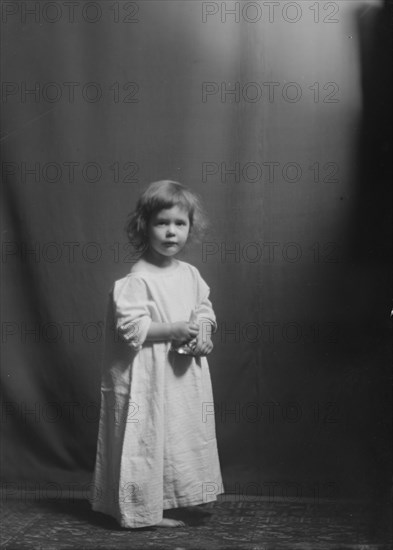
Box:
1 0 391 502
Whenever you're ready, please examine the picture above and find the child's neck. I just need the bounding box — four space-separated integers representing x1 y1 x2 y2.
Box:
142 249 178 270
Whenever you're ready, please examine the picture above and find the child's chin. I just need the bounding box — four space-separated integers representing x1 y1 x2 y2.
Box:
162 247 183 256
157 248 176 256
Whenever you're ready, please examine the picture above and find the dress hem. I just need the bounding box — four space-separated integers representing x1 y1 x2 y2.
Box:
91 490 225 529
163 488 224 510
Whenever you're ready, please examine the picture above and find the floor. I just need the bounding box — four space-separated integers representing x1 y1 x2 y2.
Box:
1 495 391 550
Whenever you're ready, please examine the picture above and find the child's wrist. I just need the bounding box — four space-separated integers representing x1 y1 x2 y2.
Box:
168 322 174 340
168 322 180 341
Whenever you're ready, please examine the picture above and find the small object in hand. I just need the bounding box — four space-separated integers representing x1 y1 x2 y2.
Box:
171 311 198 355
172 343 195 355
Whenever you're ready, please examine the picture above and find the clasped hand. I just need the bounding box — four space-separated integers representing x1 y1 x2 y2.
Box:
171 321 213 356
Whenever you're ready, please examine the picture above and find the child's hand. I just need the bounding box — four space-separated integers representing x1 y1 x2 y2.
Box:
190 332 214 356
171 321 199 343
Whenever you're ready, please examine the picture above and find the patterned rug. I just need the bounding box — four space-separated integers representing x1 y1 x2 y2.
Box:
0 496 391 550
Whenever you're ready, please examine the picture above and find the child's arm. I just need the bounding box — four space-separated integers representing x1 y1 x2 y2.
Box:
190 269 217 356
146 321 199 343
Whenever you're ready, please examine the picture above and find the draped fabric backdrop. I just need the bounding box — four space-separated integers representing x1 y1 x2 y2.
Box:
1 0 391 502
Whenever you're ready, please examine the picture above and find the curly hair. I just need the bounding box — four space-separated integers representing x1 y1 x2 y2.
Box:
125 180 208 250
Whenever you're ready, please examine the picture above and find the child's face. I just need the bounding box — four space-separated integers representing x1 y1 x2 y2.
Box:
147 205 190 258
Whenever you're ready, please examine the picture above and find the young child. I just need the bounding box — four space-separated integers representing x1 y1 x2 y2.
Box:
90 180 223 528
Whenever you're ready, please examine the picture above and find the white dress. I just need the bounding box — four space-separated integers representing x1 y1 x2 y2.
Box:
91 260 223 528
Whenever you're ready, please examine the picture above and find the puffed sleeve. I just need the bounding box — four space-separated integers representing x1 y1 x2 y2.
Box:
194 269 217 334
112 275 153 351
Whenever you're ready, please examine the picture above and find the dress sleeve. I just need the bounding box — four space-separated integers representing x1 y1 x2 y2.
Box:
112 275 153 351
194 269 217 334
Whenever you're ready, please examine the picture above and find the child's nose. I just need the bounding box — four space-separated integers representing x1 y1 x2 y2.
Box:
166 225 175 235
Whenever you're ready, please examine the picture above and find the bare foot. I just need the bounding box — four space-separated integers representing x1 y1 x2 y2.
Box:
156 518 185 528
